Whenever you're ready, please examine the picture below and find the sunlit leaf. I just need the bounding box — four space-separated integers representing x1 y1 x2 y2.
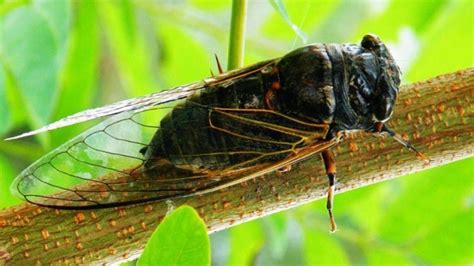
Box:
406 0 474 81
51 0 99 147
33 0 71 53
411 210 474 264
137 205 210 266
0 47 26 130
366 247 413 265
354 0 448 40
310 1 371 43
378 159 474 243
0 154 21 208
156 22 213 87
0 1 70 128
0 0 28 16
0 63 11 134
97 0 158 96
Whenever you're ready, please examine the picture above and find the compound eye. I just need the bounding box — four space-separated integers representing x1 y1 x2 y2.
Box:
373 99 394 122
361 34 382 50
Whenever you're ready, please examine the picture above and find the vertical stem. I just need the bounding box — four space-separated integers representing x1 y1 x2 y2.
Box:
227 0 248 70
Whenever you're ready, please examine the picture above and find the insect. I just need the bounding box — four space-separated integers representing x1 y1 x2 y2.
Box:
8 34 426 232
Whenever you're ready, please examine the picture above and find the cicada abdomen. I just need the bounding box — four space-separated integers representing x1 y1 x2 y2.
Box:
141 54 331 172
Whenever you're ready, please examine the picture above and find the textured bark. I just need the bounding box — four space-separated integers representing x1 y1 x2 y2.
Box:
0 68 473 265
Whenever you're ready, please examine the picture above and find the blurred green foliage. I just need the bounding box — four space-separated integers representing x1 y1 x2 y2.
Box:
0 0 472 265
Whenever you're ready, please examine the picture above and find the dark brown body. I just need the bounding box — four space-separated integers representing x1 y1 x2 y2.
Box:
143 40 400 171
11 35 405 227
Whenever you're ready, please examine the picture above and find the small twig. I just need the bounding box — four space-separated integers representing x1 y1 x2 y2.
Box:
227 0 248 70
0 68 473 264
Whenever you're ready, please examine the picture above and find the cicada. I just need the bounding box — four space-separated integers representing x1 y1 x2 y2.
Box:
8 34 425 232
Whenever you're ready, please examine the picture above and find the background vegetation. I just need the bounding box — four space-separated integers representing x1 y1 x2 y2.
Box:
0 0 472 265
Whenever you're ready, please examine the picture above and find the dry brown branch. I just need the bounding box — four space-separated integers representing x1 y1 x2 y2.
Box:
0 68 473 265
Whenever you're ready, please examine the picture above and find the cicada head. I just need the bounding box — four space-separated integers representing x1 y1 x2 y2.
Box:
361 34 401 123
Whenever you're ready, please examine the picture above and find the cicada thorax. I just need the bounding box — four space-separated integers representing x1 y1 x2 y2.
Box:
269 44 336 124
276 42 383 133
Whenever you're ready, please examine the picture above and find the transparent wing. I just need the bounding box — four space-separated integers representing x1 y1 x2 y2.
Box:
12 106 172 208
11 103 338 209
6 59 277 140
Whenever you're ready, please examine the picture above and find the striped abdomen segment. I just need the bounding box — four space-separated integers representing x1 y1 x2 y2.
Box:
145 45 339 171
146 73 291 169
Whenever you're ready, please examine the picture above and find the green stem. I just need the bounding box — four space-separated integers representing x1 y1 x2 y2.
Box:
227 0 248 70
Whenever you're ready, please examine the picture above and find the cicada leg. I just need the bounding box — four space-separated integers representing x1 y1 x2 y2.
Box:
376 123 431 163
321 149 337 233
276 164 292 174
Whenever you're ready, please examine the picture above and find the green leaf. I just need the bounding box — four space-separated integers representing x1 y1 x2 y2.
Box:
354 0 448 40
33 0 70 54
228 220 264 266
0 0 28 16
0 47 27 132
378 159 474 243
50 0 99 147
0 62 11 134
411 210 474 264
268 0 308 43
0 1 70 128
0 154 21 208
366 247 414 265
407 0 474 81
137 205 210 266
309 1 372 44
97 0 158 96
156 22 213 87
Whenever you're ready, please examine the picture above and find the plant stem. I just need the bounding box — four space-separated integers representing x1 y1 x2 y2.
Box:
227 0 248 70
0 68 473 264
